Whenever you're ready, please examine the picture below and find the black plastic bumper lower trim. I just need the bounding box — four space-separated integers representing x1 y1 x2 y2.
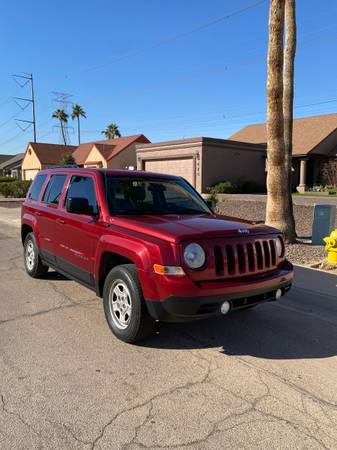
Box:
145 281 292 322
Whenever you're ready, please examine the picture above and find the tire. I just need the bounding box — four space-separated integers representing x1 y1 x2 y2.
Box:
24 232 49 278
103 264 155 343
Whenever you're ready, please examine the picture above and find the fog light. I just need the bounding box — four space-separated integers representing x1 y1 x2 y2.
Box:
275 289 282 299
220 301 231 315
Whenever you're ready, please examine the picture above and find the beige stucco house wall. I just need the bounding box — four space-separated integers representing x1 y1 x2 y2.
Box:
136 139 202 191
82 142 139 169
21 145 42 180
201 139 266 191
84 145 108 168
136 137 266 193
107 142 138 170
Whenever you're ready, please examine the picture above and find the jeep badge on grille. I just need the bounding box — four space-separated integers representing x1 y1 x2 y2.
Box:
238 229 250 234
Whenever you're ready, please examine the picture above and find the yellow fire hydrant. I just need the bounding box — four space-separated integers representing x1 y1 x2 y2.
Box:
323 229 337 265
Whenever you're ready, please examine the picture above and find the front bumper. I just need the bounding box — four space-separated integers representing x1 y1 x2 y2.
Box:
145 265 293 322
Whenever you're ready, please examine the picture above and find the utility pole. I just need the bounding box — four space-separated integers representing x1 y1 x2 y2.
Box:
12 73 36 142
52 91 73 145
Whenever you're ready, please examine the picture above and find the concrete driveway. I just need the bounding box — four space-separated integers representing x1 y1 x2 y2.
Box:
1 205 337 449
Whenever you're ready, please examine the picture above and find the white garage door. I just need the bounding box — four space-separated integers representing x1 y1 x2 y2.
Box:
24 169 39 181
144 158 194 186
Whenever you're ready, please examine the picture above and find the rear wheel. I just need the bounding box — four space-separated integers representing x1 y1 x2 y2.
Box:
24 233 49 278
103 264 155 343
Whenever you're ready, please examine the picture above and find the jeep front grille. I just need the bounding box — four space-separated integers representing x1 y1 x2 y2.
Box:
213 239 278 277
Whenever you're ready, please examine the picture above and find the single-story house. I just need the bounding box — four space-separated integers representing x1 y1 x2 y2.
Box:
72 134 150 168
0 154 13 167
21 135 150 180
136 137 266 193
22 143 76 180
0 153 24 179
229 113 337 192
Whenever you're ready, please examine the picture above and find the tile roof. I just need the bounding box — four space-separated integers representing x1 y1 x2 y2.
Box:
0 153 24 169
0 154 14 165
27 143 77 165
72 134 150 164
229 113 337 156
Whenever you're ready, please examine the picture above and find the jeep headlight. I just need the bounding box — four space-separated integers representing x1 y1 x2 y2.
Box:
275 237 284 257
183 243 206 269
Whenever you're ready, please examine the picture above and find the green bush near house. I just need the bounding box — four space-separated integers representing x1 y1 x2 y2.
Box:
210 181 238 195
238 180 266 194
210 180 266 195
0 180 31 198
0 176 16 183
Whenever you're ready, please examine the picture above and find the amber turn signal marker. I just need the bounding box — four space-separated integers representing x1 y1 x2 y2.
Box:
153 264 185 276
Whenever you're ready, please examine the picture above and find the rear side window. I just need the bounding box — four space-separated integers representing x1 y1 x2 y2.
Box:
43 174 67 205
28 174 47 201
65 176 97 212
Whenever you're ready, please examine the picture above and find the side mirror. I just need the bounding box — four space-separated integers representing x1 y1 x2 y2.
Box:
66 197 95 216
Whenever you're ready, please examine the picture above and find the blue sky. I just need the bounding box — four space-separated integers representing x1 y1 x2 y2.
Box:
1 0 337 154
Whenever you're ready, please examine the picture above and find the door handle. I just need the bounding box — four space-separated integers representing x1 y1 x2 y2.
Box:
56 218 66 224
35 211 42 216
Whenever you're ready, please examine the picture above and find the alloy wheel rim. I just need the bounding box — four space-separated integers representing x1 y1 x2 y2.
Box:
109 280 132 330
26 241 35 271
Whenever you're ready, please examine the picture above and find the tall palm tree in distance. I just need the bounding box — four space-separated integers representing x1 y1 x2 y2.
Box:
71 104 86 145
102 123 121 140
52 109 69 145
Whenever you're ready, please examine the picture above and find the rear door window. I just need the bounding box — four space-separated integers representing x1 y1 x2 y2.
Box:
43 174 67 205
28 174 47 201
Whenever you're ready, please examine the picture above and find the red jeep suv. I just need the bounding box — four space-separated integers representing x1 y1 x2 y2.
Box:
21 168 293 343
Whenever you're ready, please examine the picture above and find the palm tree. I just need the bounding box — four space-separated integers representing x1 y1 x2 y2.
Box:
265 0 296 242
283 0 297 241
101 123 121 140
52 109 69 145
71 104 86 145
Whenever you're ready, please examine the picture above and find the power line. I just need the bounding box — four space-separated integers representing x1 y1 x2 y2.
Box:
72 0 267 75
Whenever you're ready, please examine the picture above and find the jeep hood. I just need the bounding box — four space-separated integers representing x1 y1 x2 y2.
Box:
106 214 279 243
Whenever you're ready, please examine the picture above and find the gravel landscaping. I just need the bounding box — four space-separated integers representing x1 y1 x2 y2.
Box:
216 199 328 266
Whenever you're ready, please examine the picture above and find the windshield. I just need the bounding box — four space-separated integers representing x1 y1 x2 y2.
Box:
106 176 211 215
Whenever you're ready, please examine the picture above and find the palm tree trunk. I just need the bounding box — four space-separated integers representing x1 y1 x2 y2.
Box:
77 116 81 145
283 0 297 240
265 0 295 242
60 121 66 145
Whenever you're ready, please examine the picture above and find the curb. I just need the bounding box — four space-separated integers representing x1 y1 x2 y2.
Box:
294 263 337 276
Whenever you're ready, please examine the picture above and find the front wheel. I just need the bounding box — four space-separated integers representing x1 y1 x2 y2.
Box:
103 264 155 343
24 233 49 278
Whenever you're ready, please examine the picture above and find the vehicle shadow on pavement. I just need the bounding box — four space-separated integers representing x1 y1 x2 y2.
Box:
44 270 70 281
143 304 337 360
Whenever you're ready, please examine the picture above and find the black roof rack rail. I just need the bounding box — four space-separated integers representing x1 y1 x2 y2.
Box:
46 164 80 169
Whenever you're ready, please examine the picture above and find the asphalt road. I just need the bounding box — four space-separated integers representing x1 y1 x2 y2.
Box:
1 205 337 449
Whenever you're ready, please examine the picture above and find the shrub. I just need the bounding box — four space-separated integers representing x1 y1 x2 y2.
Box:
321 159 337 186
237 180 266 194
0 180 31 198
327 186 337 195
0 176 16 183
210 181 238 195
209 180 265 195
59 153 76 166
